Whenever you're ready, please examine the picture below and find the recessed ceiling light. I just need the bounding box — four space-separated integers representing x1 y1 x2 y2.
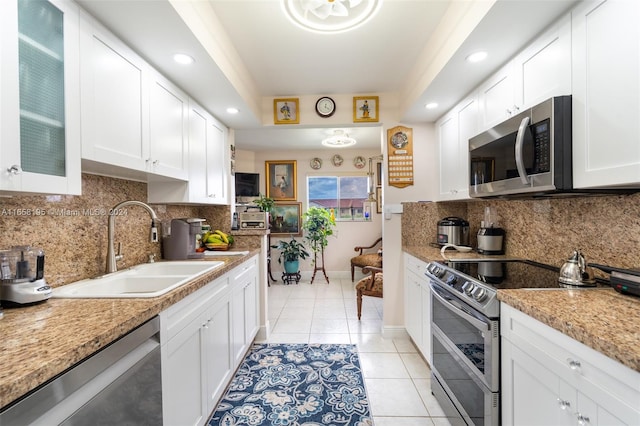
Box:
466 51 488 63
425 102 438 109
173 53 194 65
226 107 239 114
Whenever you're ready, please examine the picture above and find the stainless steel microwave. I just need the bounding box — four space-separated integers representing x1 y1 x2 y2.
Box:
469 96 572 198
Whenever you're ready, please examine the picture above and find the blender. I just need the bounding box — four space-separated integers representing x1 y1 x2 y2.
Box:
477 207 505 255
0 246 51 305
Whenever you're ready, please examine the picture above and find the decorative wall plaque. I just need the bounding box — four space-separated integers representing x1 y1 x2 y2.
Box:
386 125 413 188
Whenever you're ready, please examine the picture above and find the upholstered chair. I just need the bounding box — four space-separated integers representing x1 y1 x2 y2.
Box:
350 237 382 282
355 266 383 320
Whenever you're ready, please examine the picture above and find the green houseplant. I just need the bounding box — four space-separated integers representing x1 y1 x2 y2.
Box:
253 194 275 212
302 207 336 283
271 236 310 274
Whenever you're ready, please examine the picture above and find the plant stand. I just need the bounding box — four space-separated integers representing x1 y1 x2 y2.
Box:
281 271 301 285
310 247 329 284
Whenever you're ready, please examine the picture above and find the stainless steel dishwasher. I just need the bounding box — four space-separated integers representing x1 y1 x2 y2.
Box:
0 316 162 425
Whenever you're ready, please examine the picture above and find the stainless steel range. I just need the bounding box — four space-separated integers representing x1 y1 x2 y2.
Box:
425 258 603 426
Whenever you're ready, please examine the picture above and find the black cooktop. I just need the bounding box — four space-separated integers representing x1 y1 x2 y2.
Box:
441 259 607 290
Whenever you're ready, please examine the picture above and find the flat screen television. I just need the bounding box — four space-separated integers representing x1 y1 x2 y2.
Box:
235 172 260 197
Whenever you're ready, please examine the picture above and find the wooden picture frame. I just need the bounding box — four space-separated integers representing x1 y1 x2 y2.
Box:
376 161 382 186
265 160 297 200
274 98 300 124
353 96 379 122
376 186 382 213
269 202 302 236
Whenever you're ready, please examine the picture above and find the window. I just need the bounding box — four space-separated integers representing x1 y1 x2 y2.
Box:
308 175 370 221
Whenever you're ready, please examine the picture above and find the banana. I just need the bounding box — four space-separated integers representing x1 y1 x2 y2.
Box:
214 230 229 244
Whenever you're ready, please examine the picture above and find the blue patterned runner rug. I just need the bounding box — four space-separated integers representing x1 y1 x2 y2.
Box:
208 343 373 426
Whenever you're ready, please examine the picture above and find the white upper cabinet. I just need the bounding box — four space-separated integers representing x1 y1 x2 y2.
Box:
572 0 640 188
478 13 571 131
148 100 229 205
514 13 571 110
79 11 188 182
438 94 477 200
206 118 229 204
79 11 148 175
148 70 188 180
478 62 517 130
0 0 81 195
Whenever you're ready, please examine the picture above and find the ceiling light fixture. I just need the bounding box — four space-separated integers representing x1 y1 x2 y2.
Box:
226 107 239 114
466 51 488 63
281 0 383 34
322 129 357 148
173 53 194 65
425 102 438 109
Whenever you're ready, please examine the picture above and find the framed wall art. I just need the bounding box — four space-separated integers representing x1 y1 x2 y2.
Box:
353 96 379 122
269 202 302 237
387 125 414 188
265 160 297 200
274 98 300 124
376 186 382 213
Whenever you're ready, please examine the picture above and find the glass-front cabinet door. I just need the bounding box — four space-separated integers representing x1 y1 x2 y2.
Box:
0 0 80 194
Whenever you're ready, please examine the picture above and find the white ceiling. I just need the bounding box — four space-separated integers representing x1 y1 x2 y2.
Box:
76 0 578 152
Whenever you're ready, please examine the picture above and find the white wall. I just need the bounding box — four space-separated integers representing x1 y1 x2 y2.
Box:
381 122 438 334
236 147 383 278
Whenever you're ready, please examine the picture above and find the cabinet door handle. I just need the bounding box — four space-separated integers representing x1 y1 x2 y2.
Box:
577 413 590 425
557 398 571 410
7 164 22 175
567 358 581 370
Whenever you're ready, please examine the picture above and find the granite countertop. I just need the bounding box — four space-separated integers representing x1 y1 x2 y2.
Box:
403 245 640 373
0 250 260 410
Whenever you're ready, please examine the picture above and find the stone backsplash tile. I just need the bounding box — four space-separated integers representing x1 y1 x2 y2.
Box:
403 193 640 270
0 174 229 287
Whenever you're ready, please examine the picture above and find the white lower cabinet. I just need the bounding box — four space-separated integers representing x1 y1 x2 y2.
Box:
231 256 259 366
501 303 640 426
404 253 431 364
161 256 259 426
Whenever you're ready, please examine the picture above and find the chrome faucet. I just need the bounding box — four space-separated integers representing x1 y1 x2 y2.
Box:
106 200 159 273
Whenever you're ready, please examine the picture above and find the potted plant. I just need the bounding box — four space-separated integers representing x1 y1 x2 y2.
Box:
302 206 336 283
253 193 275 212
271 236 310 274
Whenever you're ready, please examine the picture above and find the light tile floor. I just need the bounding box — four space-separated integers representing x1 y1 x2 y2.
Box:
257 276 453 425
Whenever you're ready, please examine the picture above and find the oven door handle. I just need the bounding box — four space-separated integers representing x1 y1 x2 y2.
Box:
430 283 490 332
515 115 531 185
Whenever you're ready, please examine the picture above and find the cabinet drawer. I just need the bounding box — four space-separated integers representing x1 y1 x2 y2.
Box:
161 276 229 343
404 253 427 277
501 304 640 413
230 255 257 286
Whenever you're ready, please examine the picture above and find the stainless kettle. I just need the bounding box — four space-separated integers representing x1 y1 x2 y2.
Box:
558 250 596 286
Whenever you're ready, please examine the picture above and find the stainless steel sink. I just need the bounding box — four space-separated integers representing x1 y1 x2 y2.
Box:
52 261 224 298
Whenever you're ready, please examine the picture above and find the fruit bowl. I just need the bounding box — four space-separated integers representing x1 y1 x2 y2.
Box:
205 243 229 251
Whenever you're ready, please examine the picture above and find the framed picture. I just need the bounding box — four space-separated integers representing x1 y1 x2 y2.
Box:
376 161 382 186
353 96 379 122
376 186 382 214
274 98 300 124
265 160 297 200
269 202 302 236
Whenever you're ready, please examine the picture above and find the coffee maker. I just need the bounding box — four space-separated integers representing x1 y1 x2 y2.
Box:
477 207 505 255
163 218 206 260
0 246 51 305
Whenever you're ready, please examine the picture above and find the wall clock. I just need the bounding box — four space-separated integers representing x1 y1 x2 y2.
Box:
315 96 336 118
